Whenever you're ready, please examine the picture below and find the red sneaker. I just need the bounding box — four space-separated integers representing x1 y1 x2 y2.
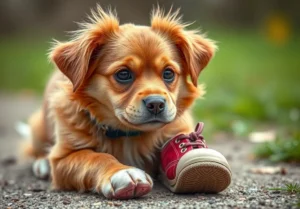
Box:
160 122 232 193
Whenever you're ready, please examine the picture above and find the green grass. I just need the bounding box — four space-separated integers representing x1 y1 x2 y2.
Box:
193 29 300 134
0 37 53 92
269 183 300 208
254 126 300 162
269 183 300 194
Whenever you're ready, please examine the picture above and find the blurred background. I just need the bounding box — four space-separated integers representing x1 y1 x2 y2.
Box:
0 0 299 162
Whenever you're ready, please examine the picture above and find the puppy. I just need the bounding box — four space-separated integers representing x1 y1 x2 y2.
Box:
25 6 216 199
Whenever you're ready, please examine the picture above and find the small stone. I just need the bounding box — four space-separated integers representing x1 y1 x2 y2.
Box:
40 196 47 200
271 190 280 194
208 200 215 204
248 196 256 201
114 202 122 206
237 201 244 205
7 203 13 206
259 199 265 205
248 188 258 193
240 190 247 195
107 201 114 206
1 156 16 166
227 201 236 207
23 193 32 197
62 198 71 205
93 202 102 206
29 188 45 192
7 180 15 185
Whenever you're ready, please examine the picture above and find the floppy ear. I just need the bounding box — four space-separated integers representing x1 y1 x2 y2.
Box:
49 6 119 92
151 8 217 86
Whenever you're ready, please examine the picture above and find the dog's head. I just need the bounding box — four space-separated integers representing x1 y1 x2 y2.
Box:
50 6 216 131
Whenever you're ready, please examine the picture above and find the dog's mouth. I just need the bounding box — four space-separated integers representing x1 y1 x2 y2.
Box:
120 116 169 130
115 105 176 131
122 116 166 125
145 120 163 124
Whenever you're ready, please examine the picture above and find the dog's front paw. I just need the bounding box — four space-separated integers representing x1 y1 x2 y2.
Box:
101 168 153 199
32 158 50 179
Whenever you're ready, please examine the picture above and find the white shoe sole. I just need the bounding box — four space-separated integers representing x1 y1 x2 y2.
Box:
161 149 232 193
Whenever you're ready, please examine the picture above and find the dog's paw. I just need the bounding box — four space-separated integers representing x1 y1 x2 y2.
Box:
32 158 50 179
101 168 153 199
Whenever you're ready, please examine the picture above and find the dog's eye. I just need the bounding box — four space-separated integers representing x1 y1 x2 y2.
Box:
114 69 134 84
163 68 175 83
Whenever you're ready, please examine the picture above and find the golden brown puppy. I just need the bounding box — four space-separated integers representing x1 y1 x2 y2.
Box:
25 6 216 199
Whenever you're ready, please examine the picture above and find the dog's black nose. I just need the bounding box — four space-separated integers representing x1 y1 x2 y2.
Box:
143 96 166 115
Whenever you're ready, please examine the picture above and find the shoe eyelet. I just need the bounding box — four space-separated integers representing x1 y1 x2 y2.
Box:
179 143 185 148
175 139 180 144
181 148 187 153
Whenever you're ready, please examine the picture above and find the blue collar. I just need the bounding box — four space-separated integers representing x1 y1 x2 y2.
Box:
104 126 142 138
84 110 142 139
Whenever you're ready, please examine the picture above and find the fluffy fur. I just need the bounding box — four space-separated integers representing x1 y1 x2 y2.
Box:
25 5 216 198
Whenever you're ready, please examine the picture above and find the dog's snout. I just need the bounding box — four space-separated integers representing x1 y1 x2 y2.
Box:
143 96 166 115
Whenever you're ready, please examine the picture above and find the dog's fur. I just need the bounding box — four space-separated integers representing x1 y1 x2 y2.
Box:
25 6 216 197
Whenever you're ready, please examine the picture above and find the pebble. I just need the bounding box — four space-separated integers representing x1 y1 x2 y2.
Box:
227 200 236 207
29 188 45 192
107 201 114 206
248 187 258 193
237 201 244 205
258 199 265 205
1 156 16 166
23 193 32 197
40 196 47 200
114 202 122 206
208 200 215 204
248 196 256 201
93 202 102 206
62 198 71 205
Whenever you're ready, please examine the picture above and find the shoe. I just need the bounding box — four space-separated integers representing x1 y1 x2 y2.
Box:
160 122 232 193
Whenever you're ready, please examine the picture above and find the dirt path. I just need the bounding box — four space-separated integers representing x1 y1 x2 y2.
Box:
0 93 299 209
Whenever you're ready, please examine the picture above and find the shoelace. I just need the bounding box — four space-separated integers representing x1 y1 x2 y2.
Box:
174 122 207 152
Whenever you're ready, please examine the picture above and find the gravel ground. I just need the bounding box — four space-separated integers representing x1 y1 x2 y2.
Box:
0 93 299 209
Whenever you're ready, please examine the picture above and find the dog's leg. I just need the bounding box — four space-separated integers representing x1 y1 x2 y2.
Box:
49 149 153 199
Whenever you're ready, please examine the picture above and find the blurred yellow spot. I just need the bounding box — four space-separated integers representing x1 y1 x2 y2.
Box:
265 13 291 45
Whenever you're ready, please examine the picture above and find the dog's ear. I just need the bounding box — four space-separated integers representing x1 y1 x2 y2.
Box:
49 6 119 92
151 8 216 86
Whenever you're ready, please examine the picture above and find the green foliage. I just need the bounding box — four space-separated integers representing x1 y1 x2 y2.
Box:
193 29 300 135
269 183 300 207
0 36 53 92
254 128 300 162
269 183 300 194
